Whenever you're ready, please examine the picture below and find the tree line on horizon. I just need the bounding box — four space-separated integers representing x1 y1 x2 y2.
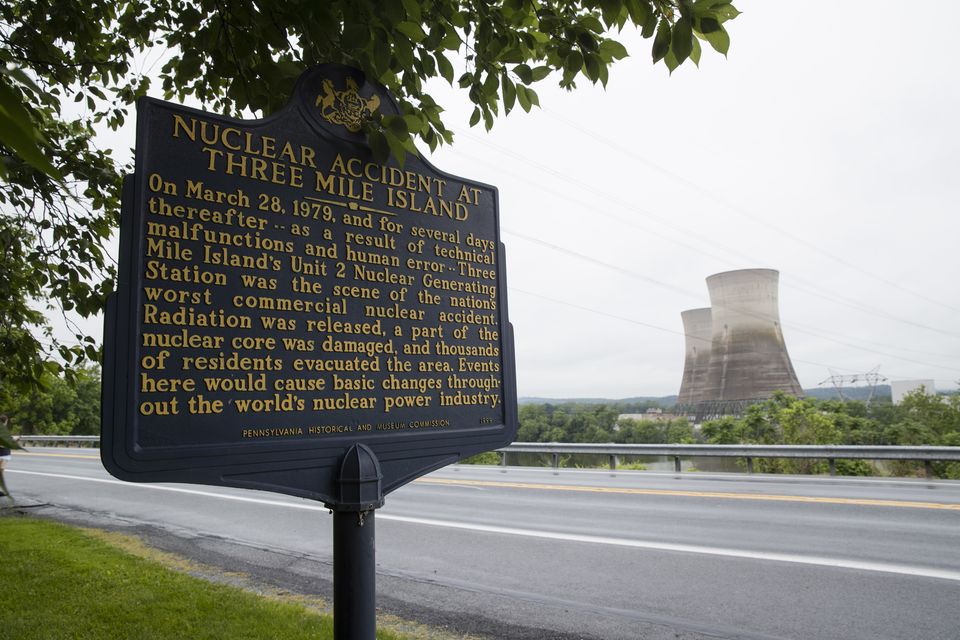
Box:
4 366 957 478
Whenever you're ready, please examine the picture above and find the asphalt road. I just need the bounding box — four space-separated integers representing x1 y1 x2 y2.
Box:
6 449 960 640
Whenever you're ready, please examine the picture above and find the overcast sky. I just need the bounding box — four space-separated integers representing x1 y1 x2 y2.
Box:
60 1 960 399
420 1 960 398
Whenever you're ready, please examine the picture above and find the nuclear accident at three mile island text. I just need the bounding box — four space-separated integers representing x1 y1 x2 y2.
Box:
128 108 508 448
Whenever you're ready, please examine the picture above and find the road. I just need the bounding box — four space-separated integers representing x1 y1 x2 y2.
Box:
6 449 960 639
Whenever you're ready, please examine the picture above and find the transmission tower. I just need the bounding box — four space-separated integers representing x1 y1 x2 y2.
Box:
818 366 887 406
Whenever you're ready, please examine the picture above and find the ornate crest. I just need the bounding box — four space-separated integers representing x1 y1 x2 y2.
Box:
315 76 380 132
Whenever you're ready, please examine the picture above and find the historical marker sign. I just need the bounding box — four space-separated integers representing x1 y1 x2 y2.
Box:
102 65 518 505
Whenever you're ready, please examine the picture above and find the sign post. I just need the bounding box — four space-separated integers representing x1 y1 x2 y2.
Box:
102 65 518 637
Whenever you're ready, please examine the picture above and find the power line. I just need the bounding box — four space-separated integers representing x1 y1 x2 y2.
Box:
456 130 960 340
509 285 959 392
503 230 960 374
541 107 960 315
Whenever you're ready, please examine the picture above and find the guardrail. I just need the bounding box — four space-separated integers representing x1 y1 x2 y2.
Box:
495 443 960 477
13 437 960 477
14 435 100 447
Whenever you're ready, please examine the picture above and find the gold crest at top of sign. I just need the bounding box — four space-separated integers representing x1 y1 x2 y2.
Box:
315 77 380 133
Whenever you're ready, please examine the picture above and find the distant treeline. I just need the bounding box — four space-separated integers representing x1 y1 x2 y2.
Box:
3 368 957 477
515 391 960 478
518 400 694 444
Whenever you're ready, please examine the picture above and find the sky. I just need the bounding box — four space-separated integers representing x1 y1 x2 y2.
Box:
60 1 960 399
420 1 960 398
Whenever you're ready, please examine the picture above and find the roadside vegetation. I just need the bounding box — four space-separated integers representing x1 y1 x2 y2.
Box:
0 515 409 640
3 367 957 478
465 391 960 478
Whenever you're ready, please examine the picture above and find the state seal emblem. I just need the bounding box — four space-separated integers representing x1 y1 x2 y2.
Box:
315 77 380 132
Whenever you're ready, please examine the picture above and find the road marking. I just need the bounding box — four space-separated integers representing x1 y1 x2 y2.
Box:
8 469 329 511
10 468 960 583
465 464 956 488
415 477 960 511
16 452 100 460
381 513 960 583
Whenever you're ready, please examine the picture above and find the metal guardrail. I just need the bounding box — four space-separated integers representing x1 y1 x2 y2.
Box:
14 435 100 446
495 442 960 477
14 437 960 477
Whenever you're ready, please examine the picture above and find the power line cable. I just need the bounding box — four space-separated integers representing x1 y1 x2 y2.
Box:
504 230 960 374
541 107 960 315
454 134 960 339
508 288 902 380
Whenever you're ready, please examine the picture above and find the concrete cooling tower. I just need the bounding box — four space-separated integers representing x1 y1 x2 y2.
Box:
677 308 713 406
699 269 803 403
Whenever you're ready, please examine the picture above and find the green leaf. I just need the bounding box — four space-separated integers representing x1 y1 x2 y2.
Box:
385 114 409 138
652 19 672 63
469 107 481 127
396 21 427 43
525 86 540 107
342 23 370 49
531 66 551 81
690 36 702 66
503 76 517 114
513 64 533 84
372 31 392 74
698 16 721 34
500 46 525 64
598 61 610 87
664 47 679 74
385 129 407 167
403 114 425 135
482 72 499 95
579 15 604 33
564 51 584 75
0 112 62 180
368 129 389 163
435 53 454 84
671 17 693 66
626 0 654 29
400 0 422 22
641 15 657 38
703 24 730 55
0 77 39 134
714 4 741 22
599 39 629 62
599 0 622 28
516 85 531 112
583 54 601 82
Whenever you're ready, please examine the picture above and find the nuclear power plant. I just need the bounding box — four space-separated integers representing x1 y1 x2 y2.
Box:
678 269 803 418
677 308 713 406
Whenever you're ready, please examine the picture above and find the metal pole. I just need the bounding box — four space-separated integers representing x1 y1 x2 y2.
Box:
327 444 384 640
333 510 376 640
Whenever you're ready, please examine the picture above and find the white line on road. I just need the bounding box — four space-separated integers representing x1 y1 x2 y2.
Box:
11 468 960 583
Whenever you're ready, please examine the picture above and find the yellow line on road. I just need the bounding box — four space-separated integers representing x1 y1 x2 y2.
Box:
15 451 99 460
415 477 960 511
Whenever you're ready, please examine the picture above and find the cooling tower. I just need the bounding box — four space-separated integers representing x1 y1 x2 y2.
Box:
700 269 803 402
677 308 713 406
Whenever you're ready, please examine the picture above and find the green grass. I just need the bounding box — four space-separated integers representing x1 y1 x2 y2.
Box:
0 515 408 640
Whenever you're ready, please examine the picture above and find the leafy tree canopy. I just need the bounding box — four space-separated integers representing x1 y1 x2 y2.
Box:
0 0 739 389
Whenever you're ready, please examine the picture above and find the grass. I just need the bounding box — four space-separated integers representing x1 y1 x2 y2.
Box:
0 515 411 640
